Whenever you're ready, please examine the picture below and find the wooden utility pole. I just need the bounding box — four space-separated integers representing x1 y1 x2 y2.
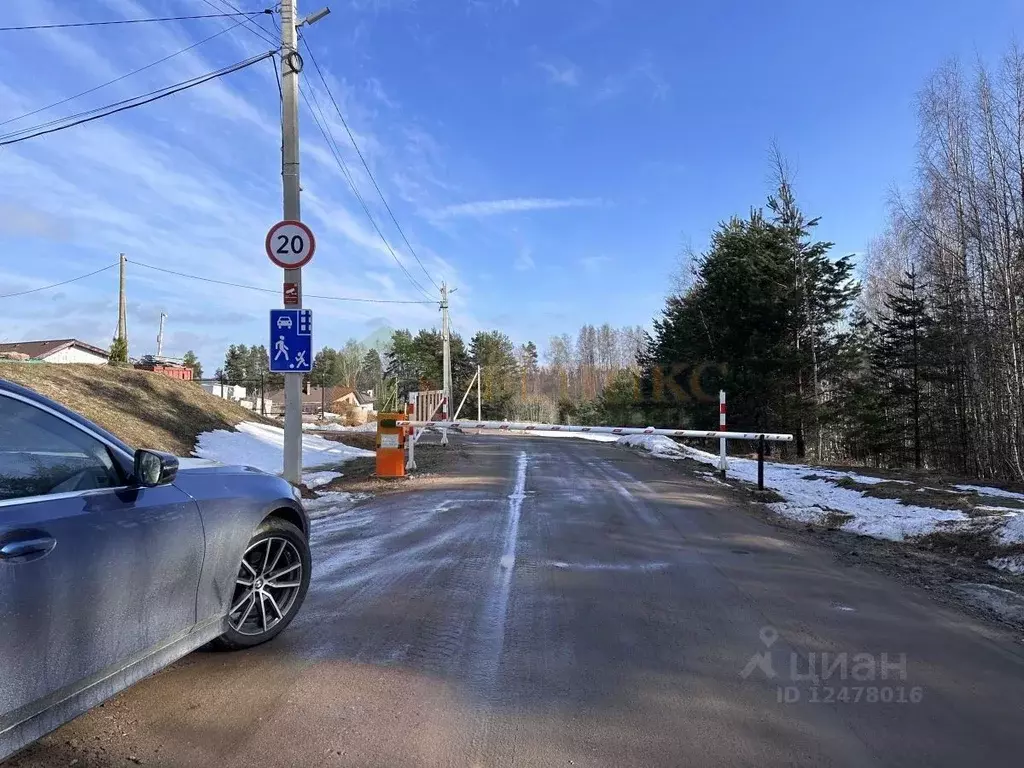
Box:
117 253 127 343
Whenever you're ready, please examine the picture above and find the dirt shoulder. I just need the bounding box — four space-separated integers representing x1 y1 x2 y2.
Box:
306 432 478 497
646 450 1024 632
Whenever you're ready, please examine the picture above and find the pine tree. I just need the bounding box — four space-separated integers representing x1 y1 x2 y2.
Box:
223 345 248 385
108 335 128 365
875 268 933 468
182 350 203 380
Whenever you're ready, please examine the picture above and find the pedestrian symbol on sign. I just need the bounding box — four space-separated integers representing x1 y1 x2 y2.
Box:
274 336 289 362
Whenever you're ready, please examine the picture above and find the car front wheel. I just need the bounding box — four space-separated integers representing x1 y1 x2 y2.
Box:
214 517 310 650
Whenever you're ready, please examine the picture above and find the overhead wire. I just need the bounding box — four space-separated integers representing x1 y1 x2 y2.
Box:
127 259 438 304
300 35 441 293
199 0 278 47
0 12 267 32
299 80 436 302
0 263 118 299
0 13 267 129
0 50 275 146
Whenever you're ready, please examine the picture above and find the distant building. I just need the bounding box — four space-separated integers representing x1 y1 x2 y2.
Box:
201 382 273 414
266 384 375 419
134 355 193 380
0 338 109 365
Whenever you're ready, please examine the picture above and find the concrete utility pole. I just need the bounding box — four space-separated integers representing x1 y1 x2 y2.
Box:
280 0 303 484
477 364 481 421
440 282 452 446
116 253 127 344
441 282 452 417
278 0 329 483
156 312 166 357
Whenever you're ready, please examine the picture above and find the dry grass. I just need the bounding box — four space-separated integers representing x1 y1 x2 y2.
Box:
1 362 275 456
829 475 1024 515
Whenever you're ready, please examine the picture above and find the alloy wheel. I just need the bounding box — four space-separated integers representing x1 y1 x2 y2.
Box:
228 536 304 637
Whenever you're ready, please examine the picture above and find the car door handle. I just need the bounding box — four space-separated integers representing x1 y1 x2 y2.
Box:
0 536 57 559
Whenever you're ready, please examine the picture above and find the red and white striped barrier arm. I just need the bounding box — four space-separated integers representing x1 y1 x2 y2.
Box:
393 420 792 442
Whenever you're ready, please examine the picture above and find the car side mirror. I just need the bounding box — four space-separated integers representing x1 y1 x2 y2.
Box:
133 449 179 487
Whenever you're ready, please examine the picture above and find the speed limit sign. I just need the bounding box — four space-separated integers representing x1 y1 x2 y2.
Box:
266 220 316 269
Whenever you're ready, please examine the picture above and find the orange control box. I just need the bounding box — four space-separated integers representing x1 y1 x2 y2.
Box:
375 413 406 477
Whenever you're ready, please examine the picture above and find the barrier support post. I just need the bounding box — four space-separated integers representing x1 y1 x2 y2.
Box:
718 389 728 478
757 435 765 491
405 394 417 471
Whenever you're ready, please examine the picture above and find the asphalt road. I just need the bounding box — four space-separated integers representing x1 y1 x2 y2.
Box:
9 435 1024 767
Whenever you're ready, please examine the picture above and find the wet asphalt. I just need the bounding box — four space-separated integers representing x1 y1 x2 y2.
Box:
8 435 1024 767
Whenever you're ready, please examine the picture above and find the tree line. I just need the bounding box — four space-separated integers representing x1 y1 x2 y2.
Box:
639 44 1024 481
381 324 647 423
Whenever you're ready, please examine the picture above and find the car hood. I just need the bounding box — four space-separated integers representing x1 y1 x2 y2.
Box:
176 457 268 475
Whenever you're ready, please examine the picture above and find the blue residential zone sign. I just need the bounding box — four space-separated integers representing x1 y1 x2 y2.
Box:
270 309 313 373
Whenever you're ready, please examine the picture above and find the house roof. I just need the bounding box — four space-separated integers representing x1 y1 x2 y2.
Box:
0 338 108 360
264 385 374 407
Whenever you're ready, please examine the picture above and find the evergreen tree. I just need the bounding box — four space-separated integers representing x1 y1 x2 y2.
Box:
875 268 933 468
223 345 248 385
470 330 520 419
357 348 384 394
109 335 128 365
642 180 857 450
182 350 203 380
311 347 340 388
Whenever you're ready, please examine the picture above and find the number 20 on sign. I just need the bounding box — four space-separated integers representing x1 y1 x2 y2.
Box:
266 220 316 269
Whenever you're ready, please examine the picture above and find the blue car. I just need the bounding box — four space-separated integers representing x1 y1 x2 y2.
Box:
0 379 311 761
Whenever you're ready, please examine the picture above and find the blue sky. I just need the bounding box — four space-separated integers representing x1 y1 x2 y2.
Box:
1 0 1021 372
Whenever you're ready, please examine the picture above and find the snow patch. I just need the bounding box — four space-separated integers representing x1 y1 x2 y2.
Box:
674 444 966 541
955 484 1024 501
974 505 1022 515
304 421 377 433
990 556 1024 575
193 421 373 475
953 583 1024 622
996 512 1024 545
304 490 370 519
304 470 342 489
616 433 686 458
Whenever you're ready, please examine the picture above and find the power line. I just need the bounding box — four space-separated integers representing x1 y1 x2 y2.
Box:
0 263 118 299
0 12 268 32
0 50 275 146
0 14 265 129
299 81 436 301
1 49 274 142
301 35 441 293
128 259 438 304
200 0 278 47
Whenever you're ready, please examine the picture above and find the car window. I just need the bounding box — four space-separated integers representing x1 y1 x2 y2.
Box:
0 395 123 502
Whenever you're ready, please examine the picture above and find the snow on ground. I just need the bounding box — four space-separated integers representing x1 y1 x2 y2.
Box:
193 421 373 475
996 512 1024 545
989 557 1024 575
521 430 619 443
617 434 687 457
304 471 343 489
304 491 371 520
623 439 966 542
955 484 1024 501
304 421 378 433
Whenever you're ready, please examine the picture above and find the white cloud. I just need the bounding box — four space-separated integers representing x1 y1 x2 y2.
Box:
0 11 462 369
431 197 602 219
595 55 670 103
539 61 581 87
514 248 535 271
579 255 611 274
